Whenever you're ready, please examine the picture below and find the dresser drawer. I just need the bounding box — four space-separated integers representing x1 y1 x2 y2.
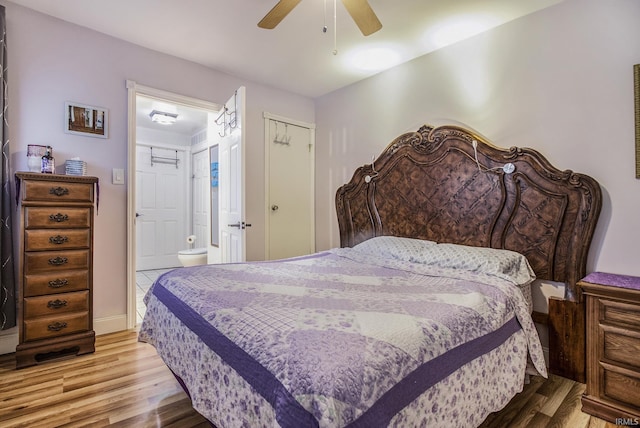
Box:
603 369 640 409
24 229 90 251
23 312 89 342
24 290 89 318
22 179 93 202
24 270 89 297
24 207 91 229
24 250 90 274
603 328 640 369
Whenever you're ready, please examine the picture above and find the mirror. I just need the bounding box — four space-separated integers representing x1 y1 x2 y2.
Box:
210 145 219 246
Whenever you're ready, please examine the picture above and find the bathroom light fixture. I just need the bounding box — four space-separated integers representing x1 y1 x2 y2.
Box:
150 110 178 125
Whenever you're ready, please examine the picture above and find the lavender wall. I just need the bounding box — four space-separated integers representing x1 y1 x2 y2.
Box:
315 0 640 281
1 1 315 336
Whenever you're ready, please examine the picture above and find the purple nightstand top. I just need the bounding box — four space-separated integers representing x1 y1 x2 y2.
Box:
581 272 640 291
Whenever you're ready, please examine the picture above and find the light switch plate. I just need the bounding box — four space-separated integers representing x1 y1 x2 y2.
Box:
112 168 125 185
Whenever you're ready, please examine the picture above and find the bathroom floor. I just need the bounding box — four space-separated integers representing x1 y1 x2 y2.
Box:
136 268 175 325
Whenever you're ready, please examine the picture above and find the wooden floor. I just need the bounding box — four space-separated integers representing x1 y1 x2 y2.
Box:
0 330 617 428
479 375 616 428
0 330 210 427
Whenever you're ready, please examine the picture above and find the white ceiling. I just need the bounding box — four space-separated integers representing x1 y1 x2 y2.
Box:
11 0 562 99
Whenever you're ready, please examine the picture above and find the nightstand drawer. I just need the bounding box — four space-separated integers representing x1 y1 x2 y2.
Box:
23 291 89 318
24 270 89 296
24 229 90 251
601 299 640 330
603 369 640 409
23 312 89 342
22 180 93 202
603 329 640 369
24 207 91 229
24 250 89 274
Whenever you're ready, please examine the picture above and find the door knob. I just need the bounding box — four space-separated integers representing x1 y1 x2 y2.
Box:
228 222 251 229
271 205 279 211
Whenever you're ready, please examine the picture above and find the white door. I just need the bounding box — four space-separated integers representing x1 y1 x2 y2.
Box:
219 87 246 263
135 145 187 270
265 116 315 260
192 148 209 249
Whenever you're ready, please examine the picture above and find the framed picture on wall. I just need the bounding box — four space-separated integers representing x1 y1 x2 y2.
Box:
65 101 109 139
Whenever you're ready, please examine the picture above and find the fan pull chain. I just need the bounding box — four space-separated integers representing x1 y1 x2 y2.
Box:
333 0 338 55
322 0 338 55
323 0 328 33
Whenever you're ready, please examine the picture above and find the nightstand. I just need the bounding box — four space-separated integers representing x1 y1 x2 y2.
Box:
580 272 640 424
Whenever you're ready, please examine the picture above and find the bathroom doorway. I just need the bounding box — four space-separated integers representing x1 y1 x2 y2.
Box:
134 96 209 269
126 81 223 327
133 95 211 323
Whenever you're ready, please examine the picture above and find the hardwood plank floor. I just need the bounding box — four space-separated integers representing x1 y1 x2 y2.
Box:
0 330 618 427
0 330 210 427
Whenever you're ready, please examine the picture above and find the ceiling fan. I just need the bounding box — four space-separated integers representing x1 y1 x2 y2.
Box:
258 0 382 36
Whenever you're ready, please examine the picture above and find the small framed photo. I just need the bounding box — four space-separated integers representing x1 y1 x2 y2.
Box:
65 101 108 139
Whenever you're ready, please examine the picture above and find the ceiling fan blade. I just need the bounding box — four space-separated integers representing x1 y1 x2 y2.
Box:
258 0 303 29
341 0 382 36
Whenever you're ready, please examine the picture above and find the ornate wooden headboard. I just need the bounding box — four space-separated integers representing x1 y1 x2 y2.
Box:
336 124 602 382
336 124 602 302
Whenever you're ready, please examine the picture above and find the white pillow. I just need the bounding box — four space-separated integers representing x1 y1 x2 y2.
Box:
411 243 535 286
353 237 535 286
352 236 437 261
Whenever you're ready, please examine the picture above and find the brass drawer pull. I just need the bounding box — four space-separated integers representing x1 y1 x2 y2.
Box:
47 321 67 332
49 213 69 223
47 299 68 309
48 278 68 288
48 257 68 266
49 235 69 245
49 187 69 197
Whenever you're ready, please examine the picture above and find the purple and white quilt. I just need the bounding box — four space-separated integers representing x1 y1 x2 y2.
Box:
139 238 547 428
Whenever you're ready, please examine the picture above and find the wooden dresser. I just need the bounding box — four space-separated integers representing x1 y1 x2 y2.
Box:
580 272 640 424
15 172 98 369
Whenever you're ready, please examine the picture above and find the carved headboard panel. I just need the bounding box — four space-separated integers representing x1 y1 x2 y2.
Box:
336 125 602 301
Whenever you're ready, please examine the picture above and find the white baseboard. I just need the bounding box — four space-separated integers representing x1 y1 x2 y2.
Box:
0 314 129 356
94 314 128 336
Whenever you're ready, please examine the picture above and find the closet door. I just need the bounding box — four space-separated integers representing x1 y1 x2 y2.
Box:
265 114 315 260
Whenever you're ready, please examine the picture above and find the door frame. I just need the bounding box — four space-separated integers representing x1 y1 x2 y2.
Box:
126 80 222 329
263 112 316 259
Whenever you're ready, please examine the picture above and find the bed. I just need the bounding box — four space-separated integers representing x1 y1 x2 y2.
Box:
139 124 602 427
